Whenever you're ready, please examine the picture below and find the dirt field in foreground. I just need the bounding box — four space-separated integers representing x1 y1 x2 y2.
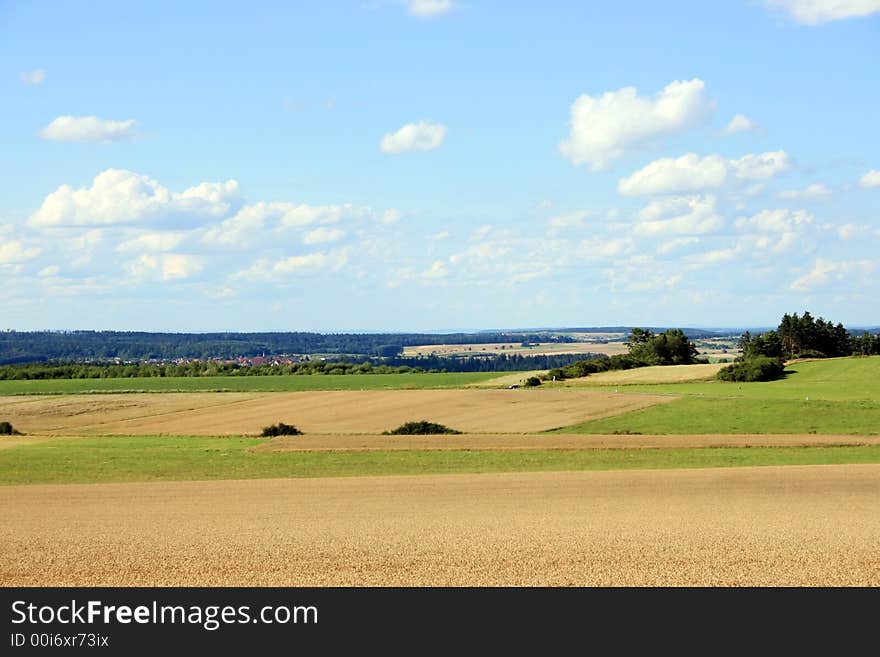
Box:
3 465 878 586
255 432 880 451
0 390 672 435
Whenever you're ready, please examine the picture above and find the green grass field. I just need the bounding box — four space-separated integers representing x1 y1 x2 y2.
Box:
1 435 878 485
0 371 504 394
558 357 880 434
570 356 880 401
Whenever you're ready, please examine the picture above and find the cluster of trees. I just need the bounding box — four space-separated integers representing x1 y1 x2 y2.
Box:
544 329 700 381
716 356 785 382
0 352 594 380
719 311 880 383
0 330 575 365
741 312 880 360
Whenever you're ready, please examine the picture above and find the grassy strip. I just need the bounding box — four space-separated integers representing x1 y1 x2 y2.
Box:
555 397 880 435
566 356 880 402
0 372 505 395
0 436 879 485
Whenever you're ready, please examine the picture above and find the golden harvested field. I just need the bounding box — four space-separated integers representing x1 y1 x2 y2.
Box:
402 341 628 357
564 362 726 386
0 389 672 436
3 465 878 586
256 432 880 451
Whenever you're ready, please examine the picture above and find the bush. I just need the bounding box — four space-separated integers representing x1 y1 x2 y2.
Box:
524 376 542 387
0 421 19 435
260 422 302 437
383 420 461 435
716 356 785 382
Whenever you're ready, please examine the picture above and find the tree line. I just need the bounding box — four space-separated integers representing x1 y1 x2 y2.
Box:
0 353 593 380
0 330 576 365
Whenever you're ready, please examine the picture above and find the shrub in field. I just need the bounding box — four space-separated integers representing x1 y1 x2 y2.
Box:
383 420 461 435
524 376 542 387
716 356 785 382
260 422 302 437
0 421 19 435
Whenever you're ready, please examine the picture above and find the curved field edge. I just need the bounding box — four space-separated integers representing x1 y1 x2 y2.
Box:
554 397 880 435
0 435 879 485
0 371 507 395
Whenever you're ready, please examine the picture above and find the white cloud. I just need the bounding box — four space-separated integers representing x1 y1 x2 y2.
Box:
302 227 345 245
20 69 46 86
429 231 450 240
635 195 723 236
405 0 454 17
859 170 880 188
203 202 365 246
619 150 791 196
470 225 492 241
40 115 137 143
619 154 728 196
559 78 714 170
117 232 187 253
29 169 237 227
731 151 792 180
764 0 880 25
686 247 738 267
380 209 403 224
547 211 594 234
232 251 349 281
656 237 700 255
380 121 447 153
723 114 758 135
38 265 60 277
735 208 813 233
126 253 203 281
790 258 877 292
779 183 832 200
0 240 41 264
578 237 634 259
422 260 449 279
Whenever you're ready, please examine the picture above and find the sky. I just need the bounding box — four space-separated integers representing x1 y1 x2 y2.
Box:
1 0 879 332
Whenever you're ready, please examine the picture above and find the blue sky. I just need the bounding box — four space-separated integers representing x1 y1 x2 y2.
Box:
1 0 879 331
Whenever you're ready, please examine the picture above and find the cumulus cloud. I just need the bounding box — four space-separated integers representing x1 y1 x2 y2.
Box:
116 232 187 253
859 170 880 188
40 115 137 143
0 240 42 264
559 78 714 170
38 265 60 277
723 114 758 135
779 183 832 200
763 0 880 24
302 227 345 245
422 260 449 279
203 202 366 246
635 196 723 236
380 209 403 224
380 121 447 153
405 0 454 17
20 69 46 86
126 253 203 281
790 258 877 292
232 251 349 281
29 169 239 227
735 208 813 233
656 237 700 255
618 150 791 196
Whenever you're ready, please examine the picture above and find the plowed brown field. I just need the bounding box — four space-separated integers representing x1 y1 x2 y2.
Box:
3 465 878 586
0 390 672 435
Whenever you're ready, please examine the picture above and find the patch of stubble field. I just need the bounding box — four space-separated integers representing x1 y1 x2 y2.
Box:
2 465 878 586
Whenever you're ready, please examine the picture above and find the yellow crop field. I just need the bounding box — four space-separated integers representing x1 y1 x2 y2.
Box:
0 389 673 436
3 466 878 586
563 362 727 386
